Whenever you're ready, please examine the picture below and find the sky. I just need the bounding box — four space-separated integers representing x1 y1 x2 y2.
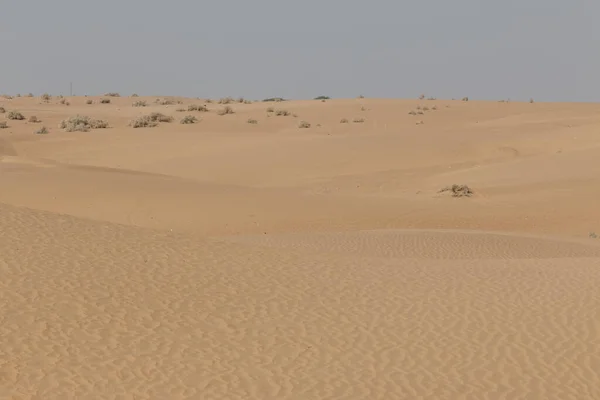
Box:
1 0 598 102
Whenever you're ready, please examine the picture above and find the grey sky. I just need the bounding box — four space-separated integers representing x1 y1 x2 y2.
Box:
2 0 598 101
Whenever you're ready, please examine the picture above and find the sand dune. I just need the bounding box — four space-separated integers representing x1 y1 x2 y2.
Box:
1 95 600 399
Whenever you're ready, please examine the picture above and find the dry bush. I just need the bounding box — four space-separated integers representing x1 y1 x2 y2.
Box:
298 120 311 128
28 116 40 123
59 115 109 132
131 93 139 97
188 104 209 112
427 96 437 100
417 111 424 115
217 106 234 116
262 97 285 102
247 118 258 124
59 98 70 106
432 106 437 110
129 115 158 128
26 93 34 97
176 107 186 112
35 126 49 135
266 107 275 113
41 93 51 102
422 106 429 111
408 110 417 115
218 97 234 104
104 92 120 97
132 100 147 107
340 118 349 123
149 112 173 123
530 98 535 103
156 98 180 106
419 94 425 100
86 99 93 105
357 94 365 99
3 95 13 99
353 117 365 123
462 97 469 102
0 122 7 129
314 96 330 100
0 107 5 113
100 98 111 104
275 109 290 116
180 115 198 124
7 111 25 120
439 184 473 197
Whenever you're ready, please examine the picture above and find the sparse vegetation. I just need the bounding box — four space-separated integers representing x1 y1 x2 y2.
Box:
176 107 186 112
188 104 209 112
132 100 148 107
131 93 139 97
104 92 120 97
530 98 535 103
100 98 111 104
439 184 473 197
358 94 365 99
340 118 349 123
59 98 70 106
427 97 437 100
26 93 33 97
217 106 234 115
462 97 469 102
266 107 275 113
156 98 176 105
0 122 7 129
129 115 158 128
86 99 93 105
262 97 286 102
432 106 437 110
417 111 424 115
408 110 417 115
298 120 311 128
422 106 429 111
247 118 258 124
314 96 330 100
353 118 365 123
59 115 109 132
0 107 5 113
180 115 198 124
590 232 598 239
7 111 25 120
149 112 173 123
218 97 234 104
28 116 40 123
419 94 425 100
41 93 51 102
275 109 290 116
35 126 49 135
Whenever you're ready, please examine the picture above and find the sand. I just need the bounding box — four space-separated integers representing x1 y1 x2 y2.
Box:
1 95 600 399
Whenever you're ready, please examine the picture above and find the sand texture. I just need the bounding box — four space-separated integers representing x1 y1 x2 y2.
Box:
1 95 600 399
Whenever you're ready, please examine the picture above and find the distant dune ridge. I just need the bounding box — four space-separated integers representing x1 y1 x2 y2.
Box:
2 94 600 399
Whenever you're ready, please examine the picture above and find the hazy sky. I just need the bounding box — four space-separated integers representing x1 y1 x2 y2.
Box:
2 0 598 101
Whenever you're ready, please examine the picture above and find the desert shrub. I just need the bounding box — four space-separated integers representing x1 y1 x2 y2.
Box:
340 118 349 123
275 109 290 116
86 99 93 105
100 98 111 104
104 92 120 97
176 107 186 112
417 111 424 115
353 118 365 123
0 107 5 113
298 120 311 128
217 106 234 115
419 94 425 100
243 100 252 104
0 122 7 129
59 98 70 105
422 106 429 111
188 104 209 112
218 97 234 104
3 95 13 99
314 96 330 100
462 97 469 102
237 97 246 103
408 110 417 115
439 184 473 197
180 115 198 124
26 93 34 97
266 107 275 113
7 111 25 120
35 126 49 135
149 112 173 123
530 98 535 103
247 118 258 124
590 232 598 239
262 97 285 102
416 105 422 110
131 93 139 97
427 97 437 100
132 100 147 107
28 116 40 123
358 94 365 99
129 116 158 128
59 115 109 132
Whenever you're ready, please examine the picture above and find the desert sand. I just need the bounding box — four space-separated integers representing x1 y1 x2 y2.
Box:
1 94 600 399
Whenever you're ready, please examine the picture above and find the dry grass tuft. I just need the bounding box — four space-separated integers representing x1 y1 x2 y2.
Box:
218 97 234 104
7 111 25 120
104 92 120 97
462 97 469 102
217 106 235 116
180 115 198 124
340 118 349 123
247 118 258 124
28 116 40 123
353 117 365 123
0 122 8 129
86 99 93 105
298 120 311 128
0 107 5 113
59 98 70 106
35 126 49 135
59 115 109 132
439 184 474 197
100 98 111 104
188 104 209 112
129 116 158 128
132 101 147 107
275 109 291 116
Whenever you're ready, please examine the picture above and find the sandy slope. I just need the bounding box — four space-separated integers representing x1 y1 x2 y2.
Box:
1 95 600 399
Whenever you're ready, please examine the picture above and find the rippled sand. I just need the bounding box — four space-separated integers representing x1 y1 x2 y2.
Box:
2 96 600 399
